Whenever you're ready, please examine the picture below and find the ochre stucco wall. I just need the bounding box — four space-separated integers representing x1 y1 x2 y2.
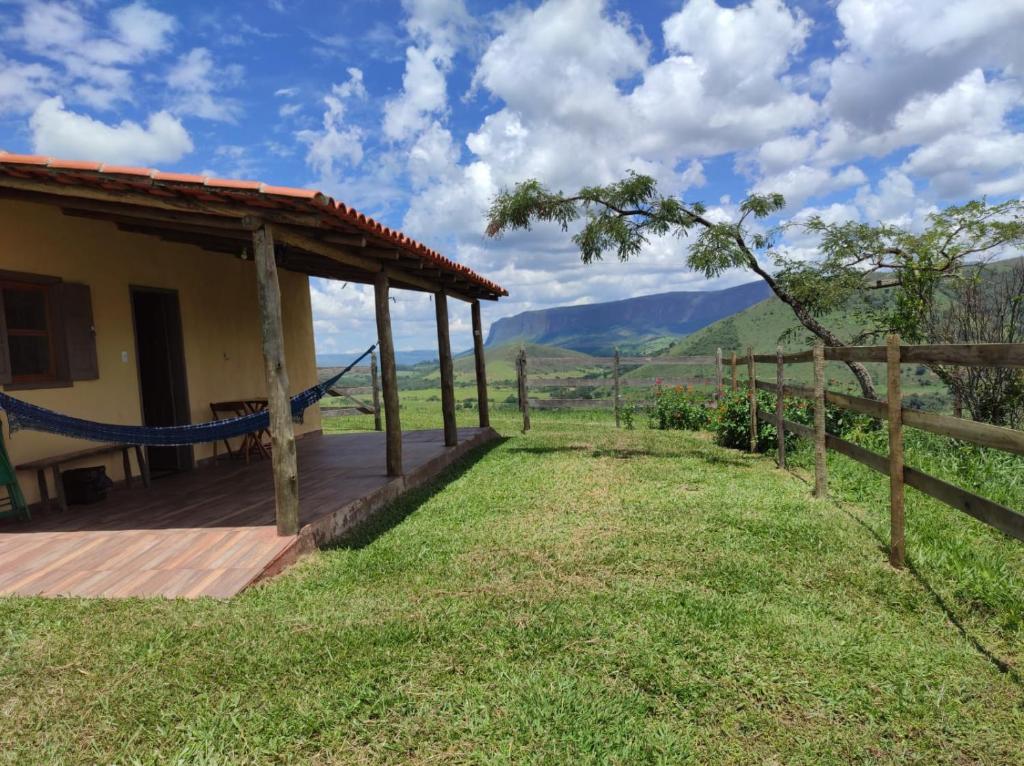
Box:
0 199 321 504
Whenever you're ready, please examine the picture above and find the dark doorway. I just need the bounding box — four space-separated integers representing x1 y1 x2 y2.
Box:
130 288 193 476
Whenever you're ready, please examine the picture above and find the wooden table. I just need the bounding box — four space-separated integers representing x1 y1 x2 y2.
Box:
17 443 150 512
210 399 271 463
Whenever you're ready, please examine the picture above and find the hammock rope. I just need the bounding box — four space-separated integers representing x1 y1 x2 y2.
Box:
0 345 377 447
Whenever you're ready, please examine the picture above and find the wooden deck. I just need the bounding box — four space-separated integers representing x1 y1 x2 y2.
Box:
0 427 498 599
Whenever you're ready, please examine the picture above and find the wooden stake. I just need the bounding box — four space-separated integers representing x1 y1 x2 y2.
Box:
747 346 756 453
952 368 963 418
374 272 403 476
813 342 828 498
715 347 724 399
731 352 738 392
613 348 621 428
776 345 786 469
471 300 490 428
434 291 458 447
887 334 905 568
252 223 300 536
370 350 382 432
517 348 531 433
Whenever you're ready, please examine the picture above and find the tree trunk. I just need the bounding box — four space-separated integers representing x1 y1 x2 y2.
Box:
739 247 880 400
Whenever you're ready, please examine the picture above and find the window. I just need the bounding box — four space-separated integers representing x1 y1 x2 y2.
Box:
0 273 98 388
1 282 56 383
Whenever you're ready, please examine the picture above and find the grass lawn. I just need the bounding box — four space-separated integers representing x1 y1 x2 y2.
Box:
2 403 1023 764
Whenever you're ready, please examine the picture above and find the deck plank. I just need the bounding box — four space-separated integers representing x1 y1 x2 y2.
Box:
0 428 495 599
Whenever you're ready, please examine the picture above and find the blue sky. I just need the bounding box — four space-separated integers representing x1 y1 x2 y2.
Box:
1 0 1023 353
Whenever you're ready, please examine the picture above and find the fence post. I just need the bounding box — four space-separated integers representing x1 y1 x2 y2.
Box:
613 348 621 428
813 342 827 497
747 346 756 452
715 347 724 400
887 334 905 568
731 352 738 392
776 345 786 469
370 350 382 432
517 348 531 434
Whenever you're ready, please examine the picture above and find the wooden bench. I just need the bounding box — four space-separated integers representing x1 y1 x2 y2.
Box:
16 444 150 513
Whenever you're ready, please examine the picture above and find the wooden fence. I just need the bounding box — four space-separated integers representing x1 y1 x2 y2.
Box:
317 350 383 430
515 347 742 431
750 338 1024 568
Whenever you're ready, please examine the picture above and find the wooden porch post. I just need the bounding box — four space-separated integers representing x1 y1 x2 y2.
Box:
252 223 299 536
435 291 458 447
374 272 403 476
471 300 490 428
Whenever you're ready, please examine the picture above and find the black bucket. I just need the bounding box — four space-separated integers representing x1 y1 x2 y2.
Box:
62 466 114 505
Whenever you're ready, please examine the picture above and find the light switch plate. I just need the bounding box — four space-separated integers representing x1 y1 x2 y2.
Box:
121 351 129 363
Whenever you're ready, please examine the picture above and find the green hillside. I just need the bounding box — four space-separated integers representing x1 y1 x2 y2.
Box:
445 342 592 383
662 292 945 404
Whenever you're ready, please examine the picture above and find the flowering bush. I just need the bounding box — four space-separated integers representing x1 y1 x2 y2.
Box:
652 383 713 431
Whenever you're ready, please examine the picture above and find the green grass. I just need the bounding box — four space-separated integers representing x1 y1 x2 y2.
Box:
2 403 1024 764
786 427 1024 668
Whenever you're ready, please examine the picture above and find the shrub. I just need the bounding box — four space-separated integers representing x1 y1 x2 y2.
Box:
710 391 777 451
621 403 636 430
652 385 713 431
654 385 872 453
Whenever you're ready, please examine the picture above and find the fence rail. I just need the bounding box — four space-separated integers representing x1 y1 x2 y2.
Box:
749 339 1024 568
316 352 383 430
515 347 736 431
753 342 1024 367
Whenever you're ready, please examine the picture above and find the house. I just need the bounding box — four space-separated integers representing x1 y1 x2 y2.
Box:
0 153 505 598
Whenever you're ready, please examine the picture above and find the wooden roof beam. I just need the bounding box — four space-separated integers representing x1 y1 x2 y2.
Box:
0 176 325 227
263 223 383 274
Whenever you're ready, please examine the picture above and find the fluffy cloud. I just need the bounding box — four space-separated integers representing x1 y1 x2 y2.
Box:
29 96 193 165
0 56 54 115
753 164 866 208
297 68 368 183
826 0 1024 130
167 48 243 122
12 1 177 110
382 0 471 142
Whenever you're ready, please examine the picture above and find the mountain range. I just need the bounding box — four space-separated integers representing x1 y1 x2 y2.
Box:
483 280 772 355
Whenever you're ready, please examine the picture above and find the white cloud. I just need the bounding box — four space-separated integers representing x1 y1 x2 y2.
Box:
826 0 1024 131
297 69 368 183
29 96 193 166
408 121 459 188
0 56 54 115
12 1 177 110
382 0 471 142
167 48 242 122
854 170 935 228
753 163 866 208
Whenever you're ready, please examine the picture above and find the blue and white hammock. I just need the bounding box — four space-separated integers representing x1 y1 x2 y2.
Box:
0 345 376 447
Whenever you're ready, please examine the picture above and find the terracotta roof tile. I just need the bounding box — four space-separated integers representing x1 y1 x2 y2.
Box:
0 152 506 296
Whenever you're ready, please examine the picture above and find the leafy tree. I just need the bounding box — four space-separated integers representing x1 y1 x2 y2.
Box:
785 199 1024 343
921 260 1024 426
486 173 1024 399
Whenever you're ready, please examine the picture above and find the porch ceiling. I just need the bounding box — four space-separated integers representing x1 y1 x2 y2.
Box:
0 152 506 302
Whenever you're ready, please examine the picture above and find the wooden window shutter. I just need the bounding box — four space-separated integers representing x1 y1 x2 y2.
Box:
0 290 10 385
54 282 98 380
